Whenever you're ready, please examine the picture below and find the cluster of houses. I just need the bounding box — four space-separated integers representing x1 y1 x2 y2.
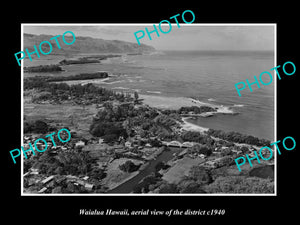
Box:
24 171 95 193
162 140 194 148
23 132 79 159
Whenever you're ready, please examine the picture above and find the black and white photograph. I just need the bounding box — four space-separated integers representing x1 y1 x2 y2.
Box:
21 24 276 195
3 5 298 224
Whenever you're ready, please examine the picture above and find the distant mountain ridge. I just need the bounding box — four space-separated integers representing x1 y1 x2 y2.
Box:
23 33 155 54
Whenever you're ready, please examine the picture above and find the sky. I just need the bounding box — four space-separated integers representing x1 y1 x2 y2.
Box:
23 24 275 51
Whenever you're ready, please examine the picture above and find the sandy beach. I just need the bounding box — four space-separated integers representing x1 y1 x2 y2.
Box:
181 117 209 133
140 94 212 109
140 94 235 115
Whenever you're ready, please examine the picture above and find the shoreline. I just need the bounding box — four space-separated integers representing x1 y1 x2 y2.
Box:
181 117 209 133
139 94 236 115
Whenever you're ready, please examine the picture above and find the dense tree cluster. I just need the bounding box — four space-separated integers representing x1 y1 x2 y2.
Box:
178 106 216 114
132 173 162 193
59 58 100 65
204 176 274 193
89 121 127 142
24 64 63 72
24 77 129 104
89 101 180 141
161 105 216 115
44 72 108 82
24 120 50 134
59 55 121 65
206 129 270 146
188 144 212 156
119 160 141 173
27 149 103 178
188 166 213 184
181 130 214 145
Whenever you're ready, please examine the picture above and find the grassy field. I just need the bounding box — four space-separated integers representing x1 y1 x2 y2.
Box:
100 158 144 190
23 97 98 138
162 156 205 184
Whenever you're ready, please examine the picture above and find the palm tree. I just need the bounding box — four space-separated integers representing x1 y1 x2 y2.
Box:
134 91 139 101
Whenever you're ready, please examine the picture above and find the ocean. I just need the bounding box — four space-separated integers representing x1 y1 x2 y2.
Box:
24 50 275 140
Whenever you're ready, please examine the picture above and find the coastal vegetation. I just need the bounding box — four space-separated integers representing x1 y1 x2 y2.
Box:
24 64 63 73
206 128 271 146
24 76 130 104
203 176 274 193
161 105 216 116
178 106 217 114
59 58 100 65
46 72 108 82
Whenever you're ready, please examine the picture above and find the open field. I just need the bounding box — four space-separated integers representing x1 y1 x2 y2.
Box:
100 158 144 190
162 156 205 184
23 98 98 138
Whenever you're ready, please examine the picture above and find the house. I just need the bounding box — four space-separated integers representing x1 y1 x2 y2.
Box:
75 140 85 147
199 154 206 159
124 152 139 157
182 142 194 148
23 172 30 177
162 141 169 146
212 151 222 157
24 136 31 141
30 171 39 175
168 141 182 148
30 168 39 173
99 138 104 144
125 141 132 148
84 183 94 191
66 175 78 181
82 176 89 181
38 187 47 193
77 180 85 186
41 175 54 184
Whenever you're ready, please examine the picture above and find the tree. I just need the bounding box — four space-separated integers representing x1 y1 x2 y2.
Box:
89 121 127 140
90 168 106 180
204 176 274 193
24 122 33 133
240 146 250 154
149 138 162 147
66 183 76 193
134 91 139 101
189 166 212 184
158 183 178 193
52 186 63 193
180 182 206 193
189 144 212 156
103 134 118 143
119 161 140 173
155 161 169 172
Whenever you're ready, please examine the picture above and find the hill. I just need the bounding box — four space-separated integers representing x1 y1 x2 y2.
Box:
23 33 155 55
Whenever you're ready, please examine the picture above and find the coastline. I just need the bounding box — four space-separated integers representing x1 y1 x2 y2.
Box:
140 94 213 110
181 117 209 133
140 94 236 115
